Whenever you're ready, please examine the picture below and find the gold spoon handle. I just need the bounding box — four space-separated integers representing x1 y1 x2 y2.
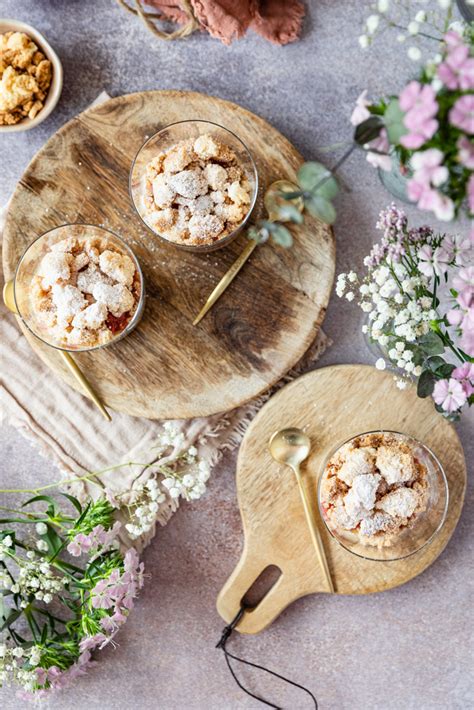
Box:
193 239 257 326
59 351 111 422
293 465 335 593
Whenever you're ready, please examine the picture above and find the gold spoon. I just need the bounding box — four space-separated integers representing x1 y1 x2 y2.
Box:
3 279 111 421
193 180 303 326
269 427 335 593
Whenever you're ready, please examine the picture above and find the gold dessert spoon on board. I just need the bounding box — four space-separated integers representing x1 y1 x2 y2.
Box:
269 427 335 593
3 279 111 422
193 180 303 326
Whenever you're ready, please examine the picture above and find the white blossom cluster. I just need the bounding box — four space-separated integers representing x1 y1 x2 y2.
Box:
358 0 469 62
7 552 64 607
336 263 437 385
124 477 166 540
0 644 42 692
123 423 211 540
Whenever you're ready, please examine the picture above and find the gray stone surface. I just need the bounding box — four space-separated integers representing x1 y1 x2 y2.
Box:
0 1 472 708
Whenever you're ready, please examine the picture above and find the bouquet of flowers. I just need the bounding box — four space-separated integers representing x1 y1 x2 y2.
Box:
0 423 212 698
351 27 474 223
0 494 144 698
337 204 473 420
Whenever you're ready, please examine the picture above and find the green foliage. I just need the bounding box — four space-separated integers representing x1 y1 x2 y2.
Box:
384 99 408 144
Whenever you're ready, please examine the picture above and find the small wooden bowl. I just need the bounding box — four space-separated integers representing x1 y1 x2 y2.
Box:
0 19 63 133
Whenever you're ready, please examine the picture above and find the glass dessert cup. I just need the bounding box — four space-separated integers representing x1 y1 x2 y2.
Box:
317 430 449 562
129 119 259 253
13 224 145 353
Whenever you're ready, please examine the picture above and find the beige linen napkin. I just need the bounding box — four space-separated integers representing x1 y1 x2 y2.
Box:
0 93 329 543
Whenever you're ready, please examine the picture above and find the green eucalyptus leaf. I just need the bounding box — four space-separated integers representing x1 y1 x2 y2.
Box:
304 194 337 224
267 222 293 247
297 162 338 200
419 332 445 356
384 99 408 144
354 116 384 145
417 370 435 398
425 355 446 372
436 363 456 379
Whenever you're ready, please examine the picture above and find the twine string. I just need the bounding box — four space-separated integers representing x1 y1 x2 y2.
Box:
115 0 199 41
216 608 318 709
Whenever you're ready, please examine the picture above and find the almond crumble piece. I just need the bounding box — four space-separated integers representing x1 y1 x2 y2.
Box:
141 133 252 246
0 32 52 126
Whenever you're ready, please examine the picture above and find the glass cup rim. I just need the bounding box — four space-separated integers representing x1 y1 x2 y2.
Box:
13 223 145 353
317 428 449 562
129 118 259 252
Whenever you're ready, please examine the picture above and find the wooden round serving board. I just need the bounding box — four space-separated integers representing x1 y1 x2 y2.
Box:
2 91 334 419
217 365 466 634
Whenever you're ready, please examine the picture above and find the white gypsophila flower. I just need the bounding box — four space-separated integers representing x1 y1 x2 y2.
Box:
438 0 451 8
362 325 368 334
359 34 370 48
413 366 423 377
36 540 48 553
378 0 389 11
375 358 386 370
3 536 13 548
408 46 422 61
408 21 419 35
366 14 380 34
35 523 47 536
347 271 357 283
397 34 406 42
415 10 426 22
395 378 409 390
345 292 354 301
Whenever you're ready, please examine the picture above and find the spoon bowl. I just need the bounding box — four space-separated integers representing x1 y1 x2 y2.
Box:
268 427 311 470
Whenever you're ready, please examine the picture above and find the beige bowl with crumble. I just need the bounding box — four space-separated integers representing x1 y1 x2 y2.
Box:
130 120 258 252
318 430 448 561
0 19 63 132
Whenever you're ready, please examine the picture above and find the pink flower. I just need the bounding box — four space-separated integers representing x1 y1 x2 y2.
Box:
453 266 474 296
450 95 474 135
366 128 392 171
437 44 474 91
407 180 454 221
433 378 467 413
399 82 438 149
457 136 474 170
447 290 474 329
452 363 474 397
444 234 472 266
410 149 448 187
35 667 47 685
350 90 371 126
79 633 109 652
460 329 474 356
445 31 465 50
418 244 451 277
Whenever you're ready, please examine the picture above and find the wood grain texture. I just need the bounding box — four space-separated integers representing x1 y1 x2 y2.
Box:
2 91 335 419
217 364 466 634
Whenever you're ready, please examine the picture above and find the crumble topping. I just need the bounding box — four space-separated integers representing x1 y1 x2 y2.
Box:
141 134 252 246
0 32 52 126
320 432 429 548
30 234 141 348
